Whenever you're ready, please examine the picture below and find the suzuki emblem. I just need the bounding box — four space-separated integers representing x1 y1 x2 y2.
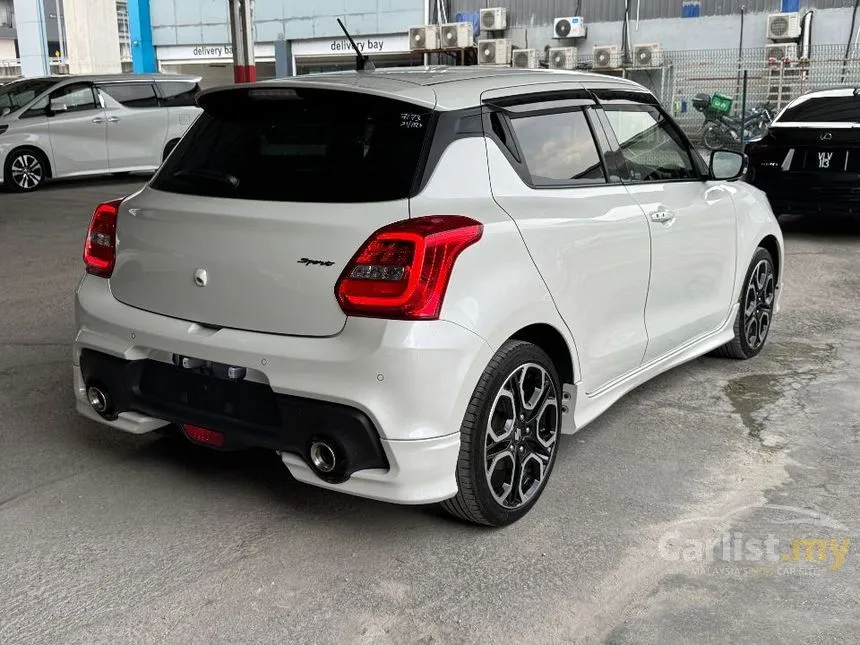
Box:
820 132 833 141
193 268 208 287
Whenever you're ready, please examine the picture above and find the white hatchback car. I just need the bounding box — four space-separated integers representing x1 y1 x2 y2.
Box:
0 74 201 191
73 67 783 526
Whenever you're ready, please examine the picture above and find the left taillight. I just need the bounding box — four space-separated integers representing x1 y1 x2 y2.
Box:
335 215 483 320
83 199 122 278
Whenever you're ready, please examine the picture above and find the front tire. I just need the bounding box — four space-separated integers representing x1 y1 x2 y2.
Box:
4 148 47 192
442 340 562 527
713 247 776 360
702 124 725 151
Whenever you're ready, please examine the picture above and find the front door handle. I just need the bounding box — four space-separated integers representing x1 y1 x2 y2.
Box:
92 117 105 124
107 117 120 123
650 210 676 224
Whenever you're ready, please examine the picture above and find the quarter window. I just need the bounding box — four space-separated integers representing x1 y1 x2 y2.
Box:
509 110 605 186
158 81 200 107
603 106 696 182
100 83 159 108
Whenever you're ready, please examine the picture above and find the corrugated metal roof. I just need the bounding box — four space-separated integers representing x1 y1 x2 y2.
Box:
448 0 858 26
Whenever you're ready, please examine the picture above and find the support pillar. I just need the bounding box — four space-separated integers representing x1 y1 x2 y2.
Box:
229 0 256 83
128 0 157 73
64 0 122 74
12 0 50 77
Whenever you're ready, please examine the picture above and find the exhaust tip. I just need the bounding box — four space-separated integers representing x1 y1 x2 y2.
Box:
87 385 109 414
309 440 337 474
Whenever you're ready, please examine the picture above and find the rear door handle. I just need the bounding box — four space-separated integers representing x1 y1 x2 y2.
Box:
107 117 120 123
92 117 105 124
650 210 676 224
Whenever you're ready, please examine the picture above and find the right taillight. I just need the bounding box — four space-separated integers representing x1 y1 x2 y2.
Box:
335 215 483 320
83 199 122 278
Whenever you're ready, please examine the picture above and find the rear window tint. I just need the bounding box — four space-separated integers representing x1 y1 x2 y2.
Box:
151 88 433 202
100 83 159 108
778 96 860 123
158 81 200 107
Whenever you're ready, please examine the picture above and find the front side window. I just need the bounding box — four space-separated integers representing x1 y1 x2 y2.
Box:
0 79 56 116
604 106 696 182
50 83 98 113
508 110 605 186
100 83 159 108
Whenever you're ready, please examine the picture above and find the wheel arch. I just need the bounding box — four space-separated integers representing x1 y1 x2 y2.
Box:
163 138 180 161
758 234 781 283
5 144 53 178
508 323 576 386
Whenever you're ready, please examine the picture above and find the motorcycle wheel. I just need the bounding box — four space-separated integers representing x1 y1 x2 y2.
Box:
703 124 725 151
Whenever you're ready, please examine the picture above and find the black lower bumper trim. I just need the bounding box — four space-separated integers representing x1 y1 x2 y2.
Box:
79 349 388 482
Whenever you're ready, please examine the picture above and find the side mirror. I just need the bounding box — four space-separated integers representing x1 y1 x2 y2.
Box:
48 100 69 115
0 107 10 118
710 149 748 181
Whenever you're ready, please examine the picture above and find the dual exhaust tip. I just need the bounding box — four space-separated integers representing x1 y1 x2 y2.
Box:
88 381 348 483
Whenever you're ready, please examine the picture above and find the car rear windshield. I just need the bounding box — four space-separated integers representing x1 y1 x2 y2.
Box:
151 87 433 202
778 96 860 123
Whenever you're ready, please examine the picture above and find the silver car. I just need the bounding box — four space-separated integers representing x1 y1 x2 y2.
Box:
0 74 201 192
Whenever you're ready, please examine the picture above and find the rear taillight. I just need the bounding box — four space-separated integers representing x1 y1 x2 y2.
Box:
83 199 122 278
336 215 483 320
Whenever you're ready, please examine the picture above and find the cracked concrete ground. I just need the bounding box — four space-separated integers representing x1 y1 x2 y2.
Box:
1 181 859 644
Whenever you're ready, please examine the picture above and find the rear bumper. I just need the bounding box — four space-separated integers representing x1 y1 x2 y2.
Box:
751 172 860 217
73 275 495 504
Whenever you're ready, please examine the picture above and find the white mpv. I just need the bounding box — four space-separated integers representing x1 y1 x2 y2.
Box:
73 67 783 526
0 74 201 191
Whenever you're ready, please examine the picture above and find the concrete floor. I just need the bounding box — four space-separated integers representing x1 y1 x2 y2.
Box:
1 178 859 644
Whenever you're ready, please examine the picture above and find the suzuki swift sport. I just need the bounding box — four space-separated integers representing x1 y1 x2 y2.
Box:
74 67 783 526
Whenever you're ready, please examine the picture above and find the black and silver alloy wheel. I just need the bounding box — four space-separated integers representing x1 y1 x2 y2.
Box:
713 246 776 360
5 150 45 192
742 258 775 351
485 363 558 510
442 340 563 526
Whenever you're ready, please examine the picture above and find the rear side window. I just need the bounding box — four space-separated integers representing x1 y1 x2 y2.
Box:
508 110 605 186
158 81 200 107
152 88 432 202
778 96 860 123
100 83 159 108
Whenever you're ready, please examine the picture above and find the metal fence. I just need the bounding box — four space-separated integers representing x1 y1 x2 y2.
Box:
581 43 860 144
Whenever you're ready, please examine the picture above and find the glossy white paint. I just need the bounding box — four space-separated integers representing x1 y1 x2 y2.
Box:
100 90 168 170
72 68 784 506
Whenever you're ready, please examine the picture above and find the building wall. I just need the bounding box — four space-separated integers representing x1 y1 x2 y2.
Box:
449 0 859 25
0 36 14 59
149 0 425 46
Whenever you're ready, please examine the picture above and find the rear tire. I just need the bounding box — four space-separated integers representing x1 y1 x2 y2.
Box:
4 148 48 192
702 124 725 151
441 340 562 527
713 247 776 360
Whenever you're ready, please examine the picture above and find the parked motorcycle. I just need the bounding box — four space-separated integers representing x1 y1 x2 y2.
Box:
693 93 774 150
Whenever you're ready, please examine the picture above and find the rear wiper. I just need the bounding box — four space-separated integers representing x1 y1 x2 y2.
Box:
172 169 239 189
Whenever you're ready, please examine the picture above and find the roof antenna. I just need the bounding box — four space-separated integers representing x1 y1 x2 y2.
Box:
337 18 375 71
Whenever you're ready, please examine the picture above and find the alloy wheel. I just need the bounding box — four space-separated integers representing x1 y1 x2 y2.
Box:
743 259 775 351
10 153 43 190
484 363 560 510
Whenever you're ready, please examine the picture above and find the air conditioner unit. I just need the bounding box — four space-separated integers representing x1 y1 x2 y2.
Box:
512 48 539 69
633 43 663 67
553 16 587 39
767 12 801 42
440 22 474 49
765 43 799 63
480 7 507 31
548 47 577 70
478 39 511 65
408 25 440 51
592 45 621 69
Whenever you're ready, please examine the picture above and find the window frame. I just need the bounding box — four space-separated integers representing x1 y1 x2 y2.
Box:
97 81 160 109
591 89 709 183
482 91 615 191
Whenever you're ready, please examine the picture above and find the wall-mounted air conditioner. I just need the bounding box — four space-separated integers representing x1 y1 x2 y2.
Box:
512 49 539 69
553 16 586 39
592 45 621 69
480 7 507 31
767 13 801 42
633 43 663 67
765 43 799 63
548 47 577 70
478 39 511 65
408 25 440 51
440 22 473 49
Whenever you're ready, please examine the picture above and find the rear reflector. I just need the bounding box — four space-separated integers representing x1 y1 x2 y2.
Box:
182 424 225 448
335 215 483 320
83 199 123 278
